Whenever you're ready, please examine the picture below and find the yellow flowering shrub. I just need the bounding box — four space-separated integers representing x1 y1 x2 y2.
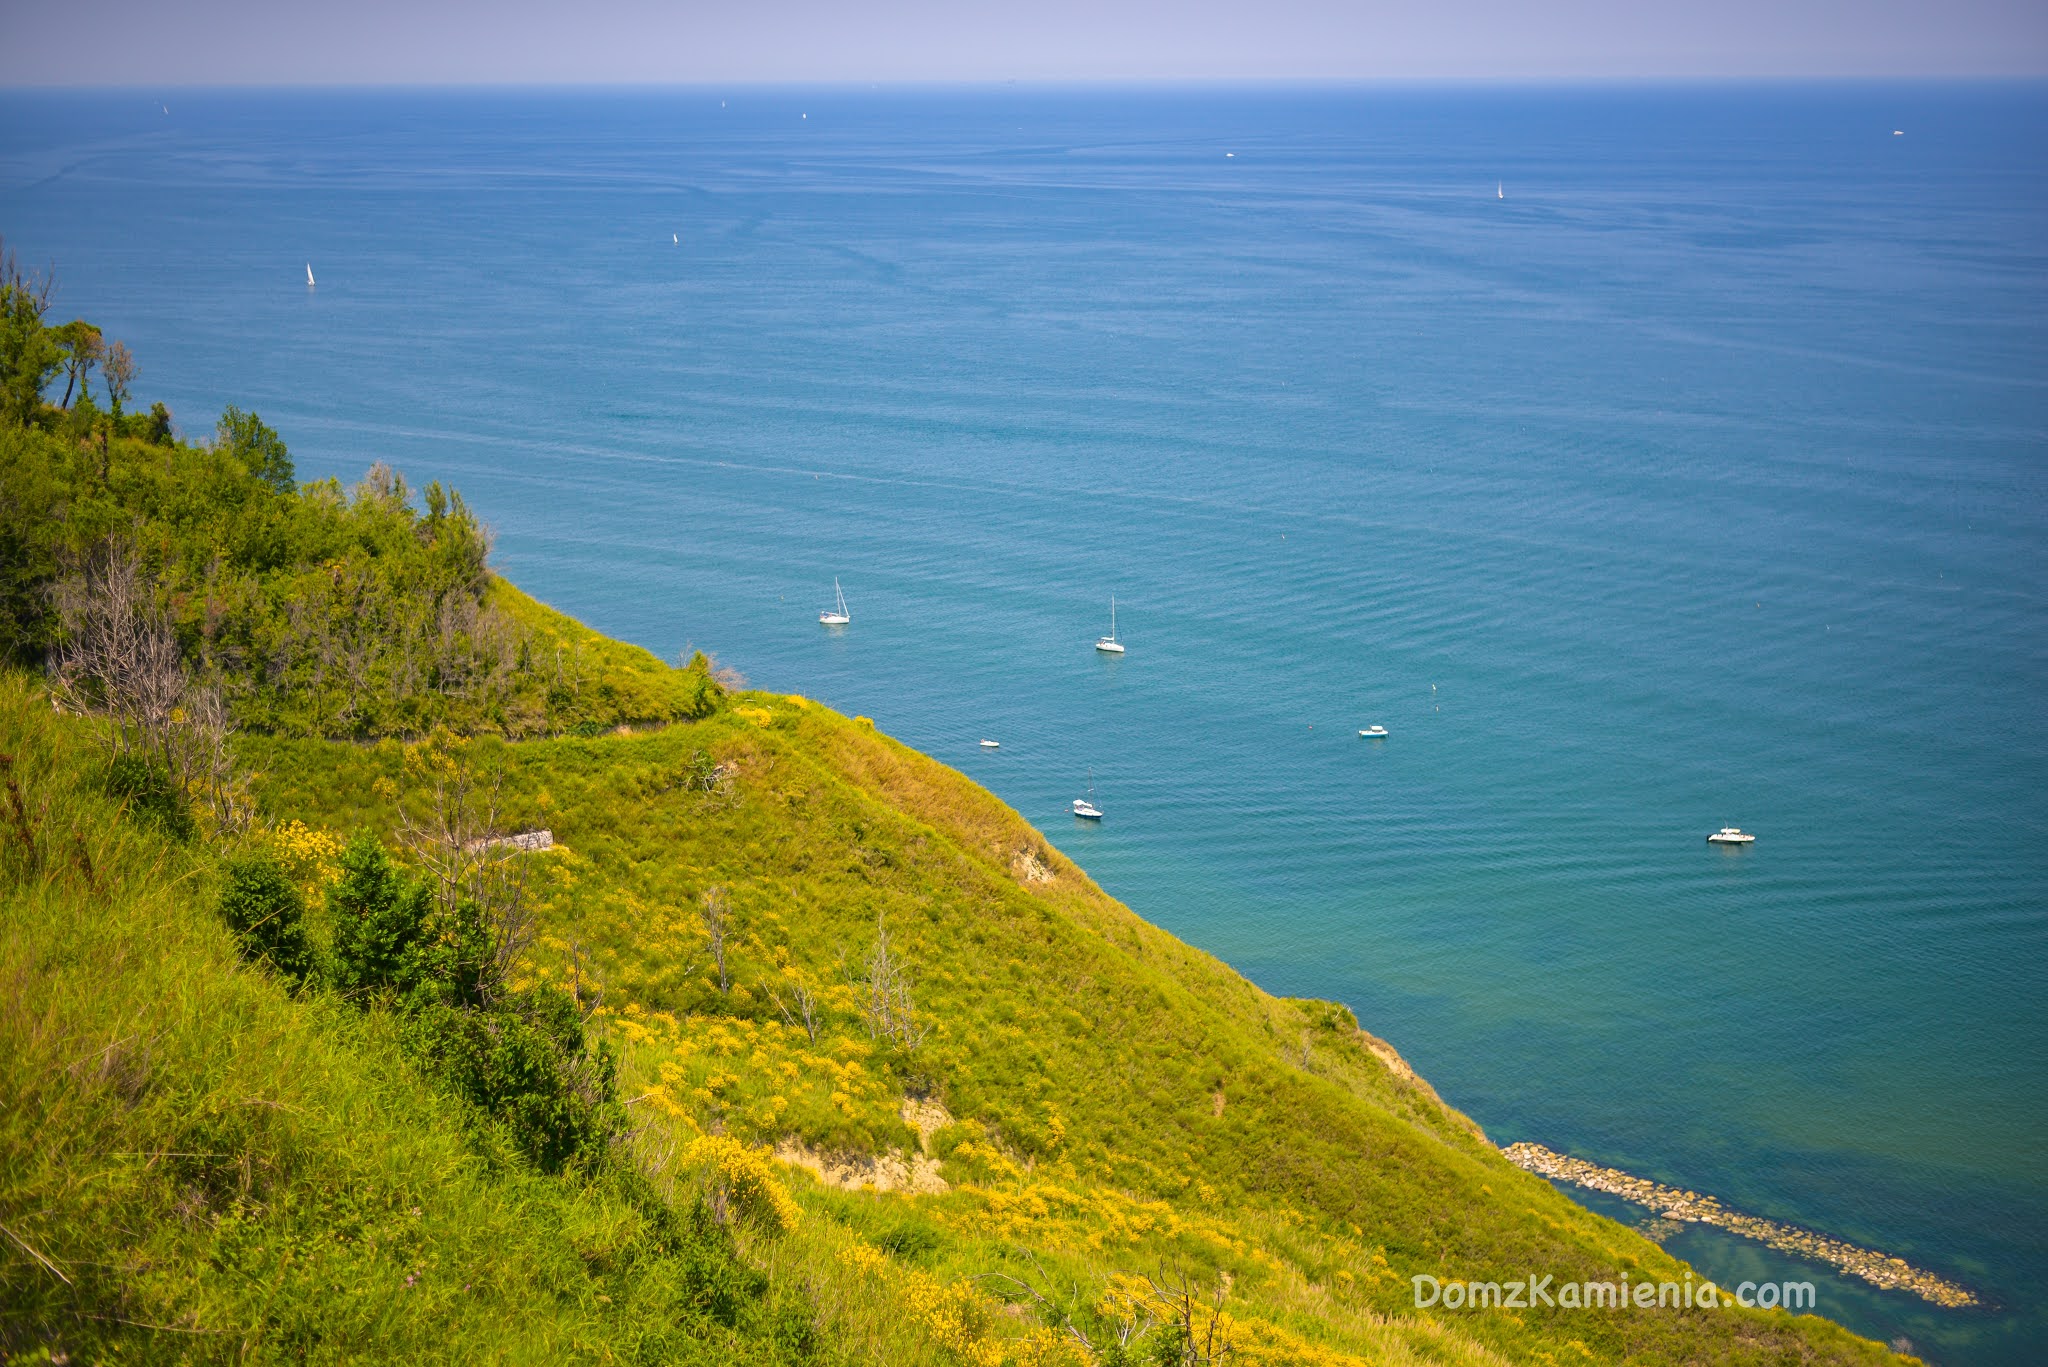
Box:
684 1134 799 1233
836 1244 1085 1367
268 819 344 896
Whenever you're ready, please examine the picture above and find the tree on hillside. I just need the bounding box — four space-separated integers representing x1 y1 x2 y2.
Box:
0 240 60 426
702 886 733 993
217 856 317 985
328 831 433 998
52 319 102 409
50 544 189 766
47 541 247 832
215 405 294 493
861 915 926 1051
102 339 135 416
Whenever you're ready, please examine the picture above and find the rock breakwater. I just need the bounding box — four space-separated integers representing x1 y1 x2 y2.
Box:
1502 1141 1977 1309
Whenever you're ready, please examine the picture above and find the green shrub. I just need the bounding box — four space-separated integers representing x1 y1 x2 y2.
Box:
326 831 431 998
874 1214 945 1263
216 855 315 984
105 752 194 842
404 983 625 1175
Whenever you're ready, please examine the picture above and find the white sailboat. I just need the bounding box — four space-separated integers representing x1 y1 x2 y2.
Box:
1497 181 1504 200
1095 597 1125 654
1072 769 1103 820
305 263 315 287
819 578 850 626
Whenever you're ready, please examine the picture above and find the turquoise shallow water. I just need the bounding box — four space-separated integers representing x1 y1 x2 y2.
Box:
4 83 2044 1362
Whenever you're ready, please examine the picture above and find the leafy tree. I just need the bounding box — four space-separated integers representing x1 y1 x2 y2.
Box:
0 242 59 427
215 405 294 493
51 319 102 409
217 855 315 984
63 382 102 448
327 831 432 997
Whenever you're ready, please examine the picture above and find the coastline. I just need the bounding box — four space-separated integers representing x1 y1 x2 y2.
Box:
1503 1141 1978 1310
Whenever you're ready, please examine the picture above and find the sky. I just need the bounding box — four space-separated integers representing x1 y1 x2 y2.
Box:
4 0 2047 85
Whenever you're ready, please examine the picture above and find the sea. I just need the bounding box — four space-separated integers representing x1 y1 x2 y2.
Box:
3 82 2043 1364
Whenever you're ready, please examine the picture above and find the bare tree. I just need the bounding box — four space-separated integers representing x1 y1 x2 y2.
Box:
770 977 820 1042
969 1257 1145 1359
49 544 189 769
172 679 252 838
700 886 732 993
48 543 255 835
860 915 926 1052
102 340 136 415
1143 1269 1234 1366
396 737 536 990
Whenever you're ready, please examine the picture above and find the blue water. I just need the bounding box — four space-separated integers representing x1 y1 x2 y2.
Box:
4 83 2044 1363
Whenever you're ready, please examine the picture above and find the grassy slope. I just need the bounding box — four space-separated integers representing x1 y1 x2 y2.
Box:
224 633 1898 1367
0 676 831 1365
488 578 718 732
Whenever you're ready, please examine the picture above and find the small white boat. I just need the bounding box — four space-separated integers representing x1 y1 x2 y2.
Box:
1359 725 1388 738
1707 827 1756 845
305 263 315 287
1497 181 1504 200
1073 769 1103 820
979 739 1000 748
819 578 850 626
1095 597 1126 654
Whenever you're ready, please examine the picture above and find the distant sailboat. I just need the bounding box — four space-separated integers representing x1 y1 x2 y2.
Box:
1095 597 1125 654
819 578 850 626
1072 769 1103 820
1497 181 1504 200
305 263 315 288
673 233 679 243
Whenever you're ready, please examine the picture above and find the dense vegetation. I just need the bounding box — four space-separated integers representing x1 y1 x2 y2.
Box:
0 271 1907 1363
0 248 720 740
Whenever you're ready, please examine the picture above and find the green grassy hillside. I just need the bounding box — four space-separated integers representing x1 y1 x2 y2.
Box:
0 666 1903 1364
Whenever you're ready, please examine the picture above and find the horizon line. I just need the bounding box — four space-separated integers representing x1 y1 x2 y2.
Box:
7 73 2048 94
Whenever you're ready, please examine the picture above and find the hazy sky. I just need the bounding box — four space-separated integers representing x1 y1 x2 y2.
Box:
6 0 2047 85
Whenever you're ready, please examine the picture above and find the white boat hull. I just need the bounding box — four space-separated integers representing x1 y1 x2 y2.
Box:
1706 830 1756 845
819 612 849 625
979 740 1000 748
1072 802 1103 820
1095 640 1124 654
1359 727 1388 738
